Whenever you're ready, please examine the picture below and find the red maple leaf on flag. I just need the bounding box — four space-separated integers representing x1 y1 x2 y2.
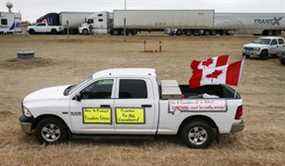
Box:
202 58 213 67
206 70 223 78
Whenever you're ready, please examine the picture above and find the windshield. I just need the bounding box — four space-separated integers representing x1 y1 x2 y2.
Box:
253 38 271 45
64 77 93 96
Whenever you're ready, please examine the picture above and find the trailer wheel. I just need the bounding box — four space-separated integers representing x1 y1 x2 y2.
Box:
181 121 215 149
204 30 210 36
176 29 183 36
184 30 192 36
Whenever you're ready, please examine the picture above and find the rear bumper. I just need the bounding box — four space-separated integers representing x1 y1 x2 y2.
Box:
231 120 245 133
19 115 34 134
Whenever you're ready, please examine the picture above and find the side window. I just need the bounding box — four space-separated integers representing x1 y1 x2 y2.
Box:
81 79 113 99
87 19 94 24
271 39 278 46
98 14 103 17
278 39 284 45
37 23 46 26
98 19 103 22
1 19 8 25
119 79 148 99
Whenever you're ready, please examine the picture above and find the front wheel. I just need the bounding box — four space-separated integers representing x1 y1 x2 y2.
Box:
260 50 269 60
82 29 89 35
181 121 215 149
28 29 35 34
35 118 69 144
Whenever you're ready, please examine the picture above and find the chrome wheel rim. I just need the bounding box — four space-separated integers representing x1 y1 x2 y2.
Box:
188 127 208 146
41 123 61 142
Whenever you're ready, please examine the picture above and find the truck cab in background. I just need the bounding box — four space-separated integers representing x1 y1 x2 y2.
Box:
78 11 112 35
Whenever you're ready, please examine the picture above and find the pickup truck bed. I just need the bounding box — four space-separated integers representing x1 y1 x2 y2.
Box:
179 84 240 99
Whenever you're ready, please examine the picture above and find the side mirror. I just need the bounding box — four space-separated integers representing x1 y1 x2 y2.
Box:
73 94 82 102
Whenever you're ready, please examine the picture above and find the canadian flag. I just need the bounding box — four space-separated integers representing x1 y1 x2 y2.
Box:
189 55 244 88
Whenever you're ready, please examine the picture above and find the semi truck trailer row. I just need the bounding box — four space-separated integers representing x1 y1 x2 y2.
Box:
3 9 285 36
80 10 285 36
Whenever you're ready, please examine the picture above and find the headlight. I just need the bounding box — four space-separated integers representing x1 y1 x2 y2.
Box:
22 104 33 117
254 48 261 51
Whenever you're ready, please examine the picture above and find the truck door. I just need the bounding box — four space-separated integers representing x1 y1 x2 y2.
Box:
36 23 47 33
269 39 278 55
69 79 115 134
113 78 157 135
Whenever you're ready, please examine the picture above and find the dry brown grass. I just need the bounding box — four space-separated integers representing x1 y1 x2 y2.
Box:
0 35 284 166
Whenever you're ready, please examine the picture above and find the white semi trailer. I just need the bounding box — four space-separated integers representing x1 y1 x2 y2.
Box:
112 10 216 35
215 13 285 35
78 10 285 36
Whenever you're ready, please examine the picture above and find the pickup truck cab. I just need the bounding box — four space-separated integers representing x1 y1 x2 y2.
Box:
19 68 244 148
27 22 64 34
243 36 285 59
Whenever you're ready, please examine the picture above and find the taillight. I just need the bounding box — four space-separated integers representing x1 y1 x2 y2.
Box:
235 106 243 120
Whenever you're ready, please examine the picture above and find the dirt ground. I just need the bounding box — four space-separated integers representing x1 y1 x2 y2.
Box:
0 35 284 166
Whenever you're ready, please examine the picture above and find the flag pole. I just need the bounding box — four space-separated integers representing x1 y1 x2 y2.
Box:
234 55 246 98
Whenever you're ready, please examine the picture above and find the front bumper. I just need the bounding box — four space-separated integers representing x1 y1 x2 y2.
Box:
19 115 34 134
243 50 261 58
231 120 245 133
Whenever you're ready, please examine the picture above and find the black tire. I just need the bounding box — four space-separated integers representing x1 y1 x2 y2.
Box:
176 29 183 36
35 118 69 144
28 29 35 34
184 30 192 36
82 29 89 35
51 29 57 34
181 121 215 149
260 50 269 60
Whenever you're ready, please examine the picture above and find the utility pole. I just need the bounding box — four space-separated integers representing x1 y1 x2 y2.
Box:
123 0 127 42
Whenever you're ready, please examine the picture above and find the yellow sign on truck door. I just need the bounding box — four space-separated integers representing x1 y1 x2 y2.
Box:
115 108 145 124
83 108 112 124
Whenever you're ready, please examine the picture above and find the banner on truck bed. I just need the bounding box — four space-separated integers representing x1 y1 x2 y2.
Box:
169 99 227 113
83 108 112 124
115 108 145 124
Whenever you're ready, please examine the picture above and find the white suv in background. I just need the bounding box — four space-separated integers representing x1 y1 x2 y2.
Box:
243 36 285 59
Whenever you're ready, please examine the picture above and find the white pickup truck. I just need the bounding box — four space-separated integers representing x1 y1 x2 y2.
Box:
27 22 64 34
19 68 244 148
243 36 285 59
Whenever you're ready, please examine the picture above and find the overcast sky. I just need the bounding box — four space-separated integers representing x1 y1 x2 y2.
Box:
1 0 285 21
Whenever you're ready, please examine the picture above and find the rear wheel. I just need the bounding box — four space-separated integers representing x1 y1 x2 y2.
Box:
181 121 215 149
35 118 69 144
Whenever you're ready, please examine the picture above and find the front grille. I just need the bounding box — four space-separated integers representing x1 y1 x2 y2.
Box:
244 47 254 51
